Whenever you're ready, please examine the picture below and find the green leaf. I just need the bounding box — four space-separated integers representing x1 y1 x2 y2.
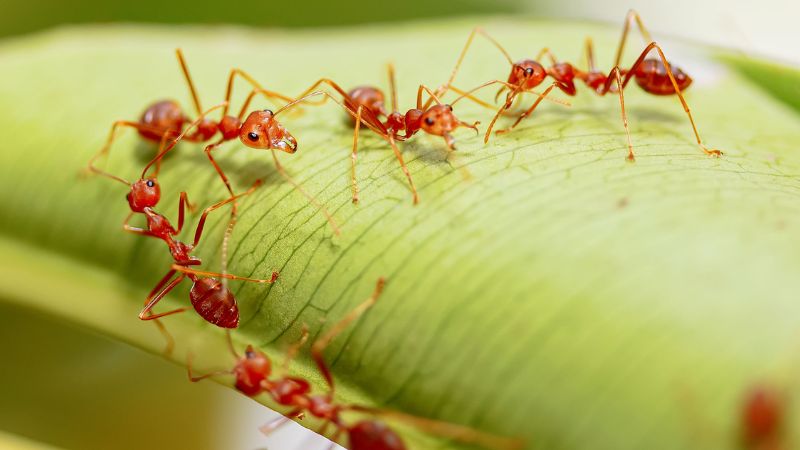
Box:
1 18 799 450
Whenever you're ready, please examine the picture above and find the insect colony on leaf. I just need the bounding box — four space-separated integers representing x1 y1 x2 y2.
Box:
86 10 721 449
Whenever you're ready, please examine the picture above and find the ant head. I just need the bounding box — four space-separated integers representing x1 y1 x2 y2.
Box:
126 177 160 212
741 386 783 445
348 420 405 450
232 345 271 396
348 86 387 115
509 59 546 89
416 105 476 137
240 109 297 153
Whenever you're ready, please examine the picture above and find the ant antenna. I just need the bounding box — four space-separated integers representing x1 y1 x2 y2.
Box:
175 48 204 117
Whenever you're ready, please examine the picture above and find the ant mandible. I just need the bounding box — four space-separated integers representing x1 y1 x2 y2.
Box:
188 278 523 450
291 64 485 205
435 10 723 161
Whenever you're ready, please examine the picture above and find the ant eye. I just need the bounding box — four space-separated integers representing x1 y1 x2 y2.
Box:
525 68 534 76
247 132 259 141
424 117 435 126
146 180 155 187
263 109 273 115
446 104 453 111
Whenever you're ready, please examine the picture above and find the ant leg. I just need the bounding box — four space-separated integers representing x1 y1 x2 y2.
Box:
449 82 570 110
122 212 154 237
429 27 515 109
171 264 279 284
270 150 342 235
583 37 597 72
416 84 443 109
387 63 398 113
86 120 165 184
281 325 310 373
603 43 722 157
293 78 355 104
534 47 560 64
174 192 193 234
204 139 236 199
186 351 234 382
613 9 655 67
258 409 304 436
604 68 637 161
175 49 204 117
138 268 182 354
191 180 262 248
484 84 527 143
139 273 189 321
494 81 559 136
351 106 363 204
310 278 385 394
346 406 524 450
386 136 419 205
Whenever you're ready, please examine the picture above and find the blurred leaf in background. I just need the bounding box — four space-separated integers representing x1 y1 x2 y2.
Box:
1 0 520 37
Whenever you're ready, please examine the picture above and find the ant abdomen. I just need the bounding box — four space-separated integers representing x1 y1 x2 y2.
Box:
189 278 238 328
347 86 387 117
138 100 187 141
634 59 692 95
348 420 406 450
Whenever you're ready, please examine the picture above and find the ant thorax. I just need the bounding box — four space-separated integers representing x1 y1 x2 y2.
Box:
508 59 547 90
142 208 176 240
348 86 387 117
239 110 298 153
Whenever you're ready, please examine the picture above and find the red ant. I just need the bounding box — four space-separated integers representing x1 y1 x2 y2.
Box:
291 64 491 205
740 385 785 450
88 49 340 234
188 278 522 450
131 181 278 339
435 10 723 161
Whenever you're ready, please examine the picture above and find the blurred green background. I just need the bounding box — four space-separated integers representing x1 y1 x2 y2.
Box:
0 0 517 37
